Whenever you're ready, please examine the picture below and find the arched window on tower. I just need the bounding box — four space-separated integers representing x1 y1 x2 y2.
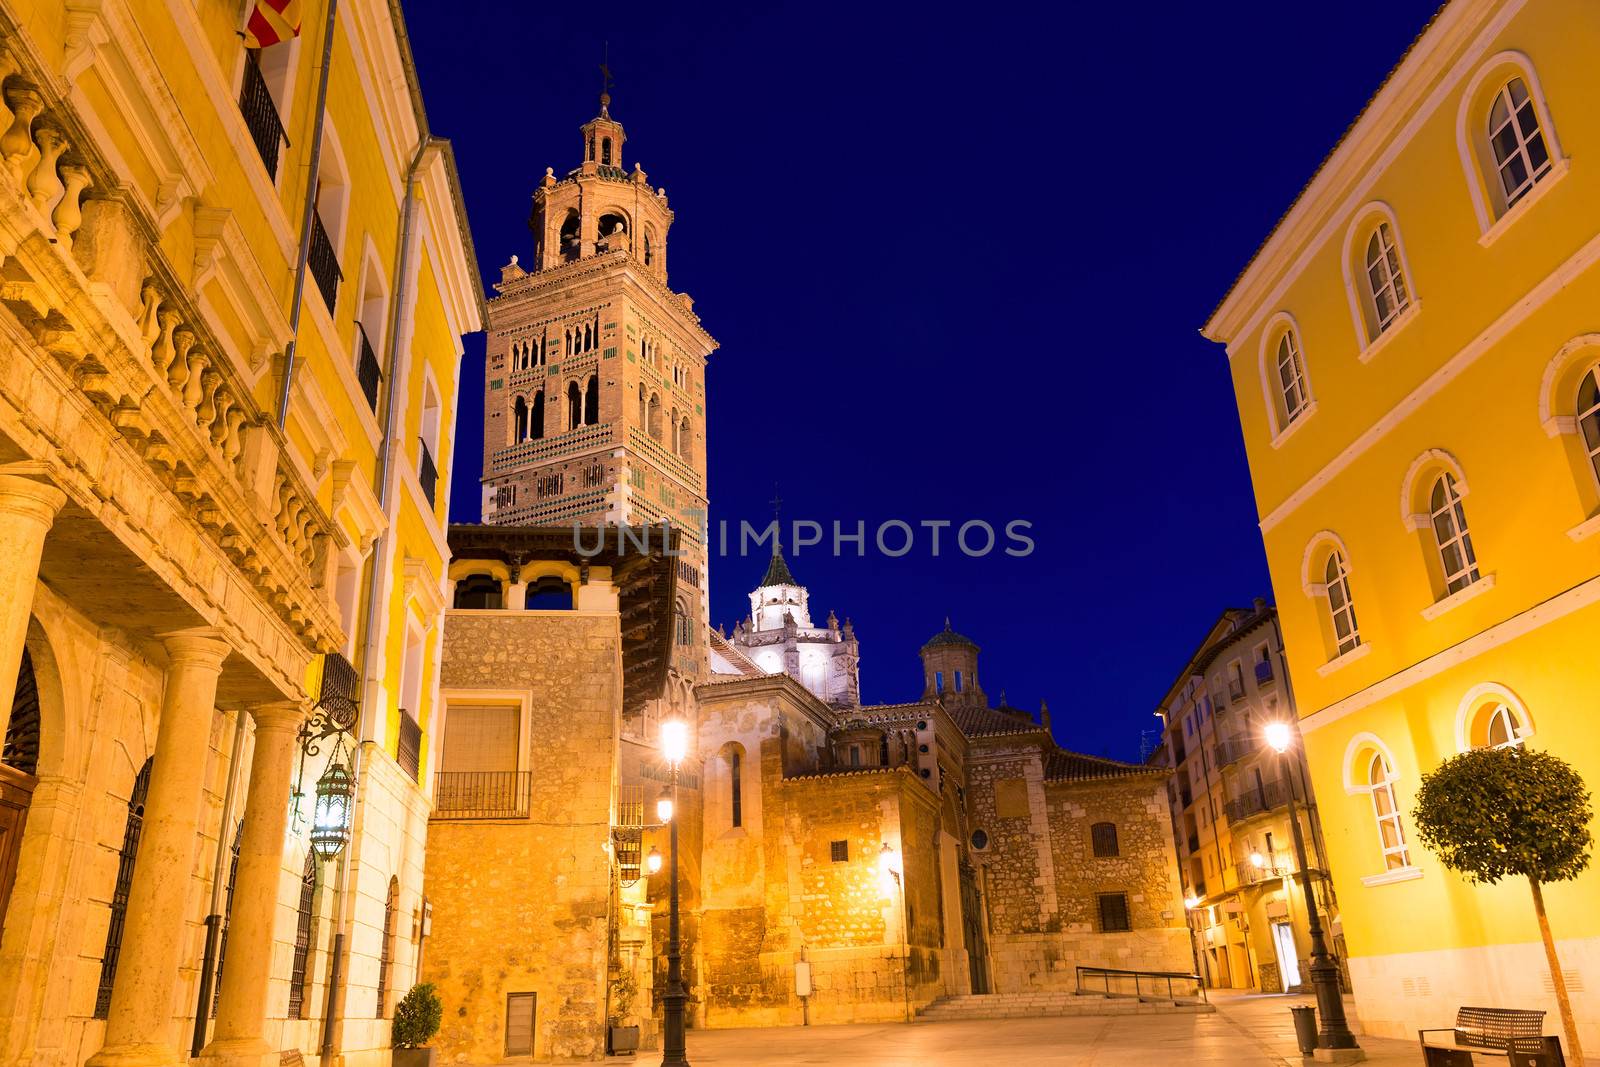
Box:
643 229 654 266
559 210 580 262
638 383 646 427
670 408 680 455
678 415 691 460
567 381 582 430
648 393 662 441
601 137 613 166
530 389 545 440
584 375 599 426
512 396 528 442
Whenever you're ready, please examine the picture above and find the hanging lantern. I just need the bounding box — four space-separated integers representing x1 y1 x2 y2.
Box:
311 737 355 860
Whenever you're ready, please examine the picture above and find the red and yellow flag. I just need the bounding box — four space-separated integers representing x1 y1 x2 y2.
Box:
243 0 303 49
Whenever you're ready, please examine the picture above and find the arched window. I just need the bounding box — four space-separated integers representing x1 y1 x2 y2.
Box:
1090 822 1119 858
1458 686 1533 751
1429 473 1479 595
1364 222 1410 334
530 389 545 440
512 396 528 442
453 573 503 610
4 647 40 775
567 381 582 429
647 393 662 441
1483 703 1522 748
674 600 692 645
677 415 691 460
1324 551 1360 656
1487 77 1551 208
643 229 654 266
376 876 397 1018
1578 366 1600 491
288 850 318 1018
669 408 680 455
730 749 742 828
638 383 646 427
525 575 573 610
94 757 152 1019
1365 753 1410 871
559 210 580 262
601 137 612 166
584 375 599 426
1275 329 1310 427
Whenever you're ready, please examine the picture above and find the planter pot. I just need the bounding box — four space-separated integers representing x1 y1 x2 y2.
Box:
609 1025 640 1054
393 1047 437 1067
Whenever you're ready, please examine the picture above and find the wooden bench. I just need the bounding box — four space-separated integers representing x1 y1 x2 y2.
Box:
1418 1006 1566 1065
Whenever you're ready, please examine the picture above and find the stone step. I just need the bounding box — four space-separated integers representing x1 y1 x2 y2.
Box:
915 992 1213 1022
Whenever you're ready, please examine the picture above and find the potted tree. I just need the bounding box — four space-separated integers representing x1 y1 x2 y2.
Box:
391 982 443 1067
608 969 640 1055
1412 746 1591 1067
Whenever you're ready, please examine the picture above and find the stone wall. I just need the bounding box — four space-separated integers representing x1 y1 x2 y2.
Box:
425 610 622 1062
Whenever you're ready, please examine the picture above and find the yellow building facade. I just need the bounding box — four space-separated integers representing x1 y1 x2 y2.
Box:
0 0 480 1065
1204 0 1600 1047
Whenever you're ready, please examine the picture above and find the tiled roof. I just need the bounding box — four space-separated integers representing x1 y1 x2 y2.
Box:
948 703 1042 738
920 619 978 653
761 549 798 587
1043 750 1162 783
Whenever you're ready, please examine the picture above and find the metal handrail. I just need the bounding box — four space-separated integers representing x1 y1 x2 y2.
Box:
432 771 532 819
1075 965 1207 1003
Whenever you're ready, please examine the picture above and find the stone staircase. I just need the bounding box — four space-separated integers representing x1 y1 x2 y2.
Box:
915 990 1214 1022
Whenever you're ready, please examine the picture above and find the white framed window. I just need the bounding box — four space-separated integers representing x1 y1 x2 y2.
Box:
1487 77 1552 209
1428 473 1479 595
1276 329 1309 425
1324 551 1360 656
1578 366 1600 491
1367 753 1410 871
1483 703 1522 749
1364 222 1410 334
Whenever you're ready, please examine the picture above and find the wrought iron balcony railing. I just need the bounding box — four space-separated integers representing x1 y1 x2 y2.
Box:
418 438 438 507
357 324 382 412
1224 779 1292 823
239 52 288 179
1254 659 1275 685
309 210 342 313
432 771 532 820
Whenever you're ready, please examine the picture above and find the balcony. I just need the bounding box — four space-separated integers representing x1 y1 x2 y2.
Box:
1254 659 1275 685
396 710 422 782
432 771 532 820
239 52 288 179
1186 833 1200 854
309 210 342 312
356 324 383 412
1228 679 1245 701
1224 779 1292 823
1236 859 1292 886
418 438 438 507
1215 735 1259 769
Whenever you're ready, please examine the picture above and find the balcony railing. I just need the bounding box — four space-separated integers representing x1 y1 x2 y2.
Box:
1254 659 1275 685
418 438 438 507
1224 779 1292 823
1236 859 1292 886
1228 679 1245 701
239 52 288 179
432 771 532 820
309 210 342 312
356 324 382 412
1215 736 1259 769
396 710 422 782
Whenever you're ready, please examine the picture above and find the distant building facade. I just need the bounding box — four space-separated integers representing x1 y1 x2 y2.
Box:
1152 603 1341 994
1203 0 1600 1046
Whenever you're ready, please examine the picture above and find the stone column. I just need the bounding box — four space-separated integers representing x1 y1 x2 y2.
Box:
505 580 527 610
0 471 66 738
198 701 304 1067
87 630 231 1067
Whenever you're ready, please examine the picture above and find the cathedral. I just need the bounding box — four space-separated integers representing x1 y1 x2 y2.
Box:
420 93 1191 1062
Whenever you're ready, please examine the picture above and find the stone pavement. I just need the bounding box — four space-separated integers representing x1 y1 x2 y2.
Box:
626 991 1426 1065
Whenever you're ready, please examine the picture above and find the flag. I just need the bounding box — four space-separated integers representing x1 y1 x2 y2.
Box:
243 0 303 49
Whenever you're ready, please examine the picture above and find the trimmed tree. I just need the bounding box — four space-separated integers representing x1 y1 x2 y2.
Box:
392 982 443 1049
1411 746 1591 1066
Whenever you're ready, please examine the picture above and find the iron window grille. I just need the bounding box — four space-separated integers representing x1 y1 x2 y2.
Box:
1091 822 1119 858
1097 892 1132 933
238 51 288 180
288 850 318 1018
309 209 342 313
830 840 848 863
94 758 153 1018
356 323 383 413
418 437 438 507
376 877 398 1017
397 711 422 782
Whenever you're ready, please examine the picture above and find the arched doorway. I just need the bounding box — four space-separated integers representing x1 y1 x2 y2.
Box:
0 648 41 925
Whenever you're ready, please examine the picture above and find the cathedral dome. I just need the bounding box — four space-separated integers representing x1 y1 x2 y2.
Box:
920 619 978 654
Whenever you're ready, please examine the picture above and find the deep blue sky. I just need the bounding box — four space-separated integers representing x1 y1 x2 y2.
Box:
408 0 1440 762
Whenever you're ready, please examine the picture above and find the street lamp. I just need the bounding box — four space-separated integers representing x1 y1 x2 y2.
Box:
310 736 355 861
646 846 663 876
1264 722 1360 1053
659 720 691 1067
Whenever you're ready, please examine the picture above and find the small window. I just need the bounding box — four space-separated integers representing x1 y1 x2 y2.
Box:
849 746 861 768
1577 368 1600 491
1090 822 1119 858
525 575 573 611
830 840 848 863
1097 892 1132 933
1488 77 1551 208
1367 753 1411 870
730 750 743 828
454 573 503 610
505 992 537 1057
1364 222 1410 334
954 670 963 692
1275 329 1310 425
1429 473 1479 595
376 876 398 1017
935 671 943 693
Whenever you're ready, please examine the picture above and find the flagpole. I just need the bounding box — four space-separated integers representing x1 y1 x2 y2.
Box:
276 0 340 430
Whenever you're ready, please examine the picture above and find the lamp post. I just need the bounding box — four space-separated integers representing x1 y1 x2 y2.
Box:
659 720 691 1067
1264 722 1360 1053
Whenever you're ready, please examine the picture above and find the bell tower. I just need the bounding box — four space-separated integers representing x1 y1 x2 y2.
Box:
482 90 716 686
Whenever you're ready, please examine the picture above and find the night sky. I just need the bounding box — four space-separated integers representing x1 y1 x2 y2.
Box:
406 0 1442 762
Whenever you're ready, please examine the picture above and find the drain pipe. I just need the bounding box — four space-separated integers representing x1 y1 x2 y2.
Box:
193 709 248 1055
319 130 435 1059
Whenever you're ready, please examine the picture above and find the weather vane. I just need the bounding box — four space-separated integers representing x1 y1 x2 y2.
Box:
599 41 614 98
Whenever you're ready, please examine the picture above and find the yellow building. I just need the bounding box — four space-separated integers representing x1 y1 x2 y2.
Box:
0 1 480 1066
1203 0 1600 1047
